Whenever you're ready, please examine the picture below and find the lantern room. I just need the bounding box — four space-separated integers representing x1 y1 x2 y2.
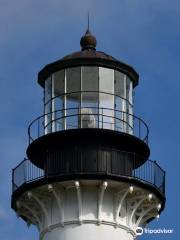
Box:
44 65 133 134
38 30 138 137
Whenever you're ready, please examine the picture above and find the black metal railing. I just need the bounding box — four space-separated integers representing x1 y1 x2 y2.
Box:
12 150 165 195
28 91 149 144
28 110 148 145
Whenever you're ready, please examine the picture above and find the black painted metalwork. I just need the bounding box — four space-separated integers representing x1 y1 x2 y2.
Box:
38 53 139 88
28 91 149 144
12 149 165 196
27 128 150 169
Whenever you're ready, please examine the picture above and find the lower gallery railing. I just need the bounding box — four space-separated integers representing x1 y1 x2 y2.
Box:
12 149 165 195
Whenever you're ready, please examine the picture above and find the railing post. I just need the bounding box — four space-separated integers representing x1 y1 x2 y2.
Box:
106 149 108 174
133 152 135 178
122 112 124 132
102 108 103 129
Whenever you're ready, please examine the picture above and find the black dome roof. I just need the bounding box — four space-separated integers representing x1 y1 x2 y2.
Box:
38 30 139 87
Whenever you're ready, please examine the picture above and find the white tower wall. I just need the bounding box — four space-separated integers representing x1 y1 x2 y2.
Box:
16 180 161 240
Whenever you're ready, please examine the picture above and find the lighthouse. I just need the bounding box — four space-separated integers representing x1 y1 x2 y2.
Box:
12 29 166 240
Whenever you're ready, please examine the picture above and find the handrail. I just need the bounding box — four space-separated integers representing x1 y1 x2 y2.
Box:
12 154 165 196
44 109 133 130
28 106 149 144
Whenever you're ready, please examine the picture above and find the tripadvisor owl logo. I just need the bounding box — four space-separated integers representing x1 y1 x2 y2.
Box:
135 227 174 235
135 227 144 235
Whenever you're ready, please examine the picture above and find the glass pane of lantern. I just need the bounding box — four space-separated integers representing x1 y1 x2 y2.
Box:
126 76 133 105
45 76 52 104
66 67 81 93
82 66 98 91
114 71 126 132
115 70 125 98
53 70 65 131
99 67 114 130
81 67 99 128
126 76 133 134
54 70 65 96
114 97 123 132
66 67 81 129
44 76 52 134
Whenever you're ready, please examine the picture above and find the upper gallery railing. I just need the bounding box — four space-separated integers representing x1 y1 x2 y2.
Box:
28 91 149 144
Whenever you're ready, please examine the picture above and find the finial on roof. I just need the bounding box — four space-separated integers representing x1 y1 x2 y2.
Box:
80 28 97 51
80 11 97 50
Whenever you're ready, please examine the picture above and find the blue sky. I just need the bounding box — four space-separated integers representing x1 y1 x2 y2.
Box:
0 0 179 239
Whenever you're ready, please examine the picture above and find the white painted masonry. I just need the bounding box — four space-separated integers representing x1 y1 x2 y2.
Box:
16 180 162 240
